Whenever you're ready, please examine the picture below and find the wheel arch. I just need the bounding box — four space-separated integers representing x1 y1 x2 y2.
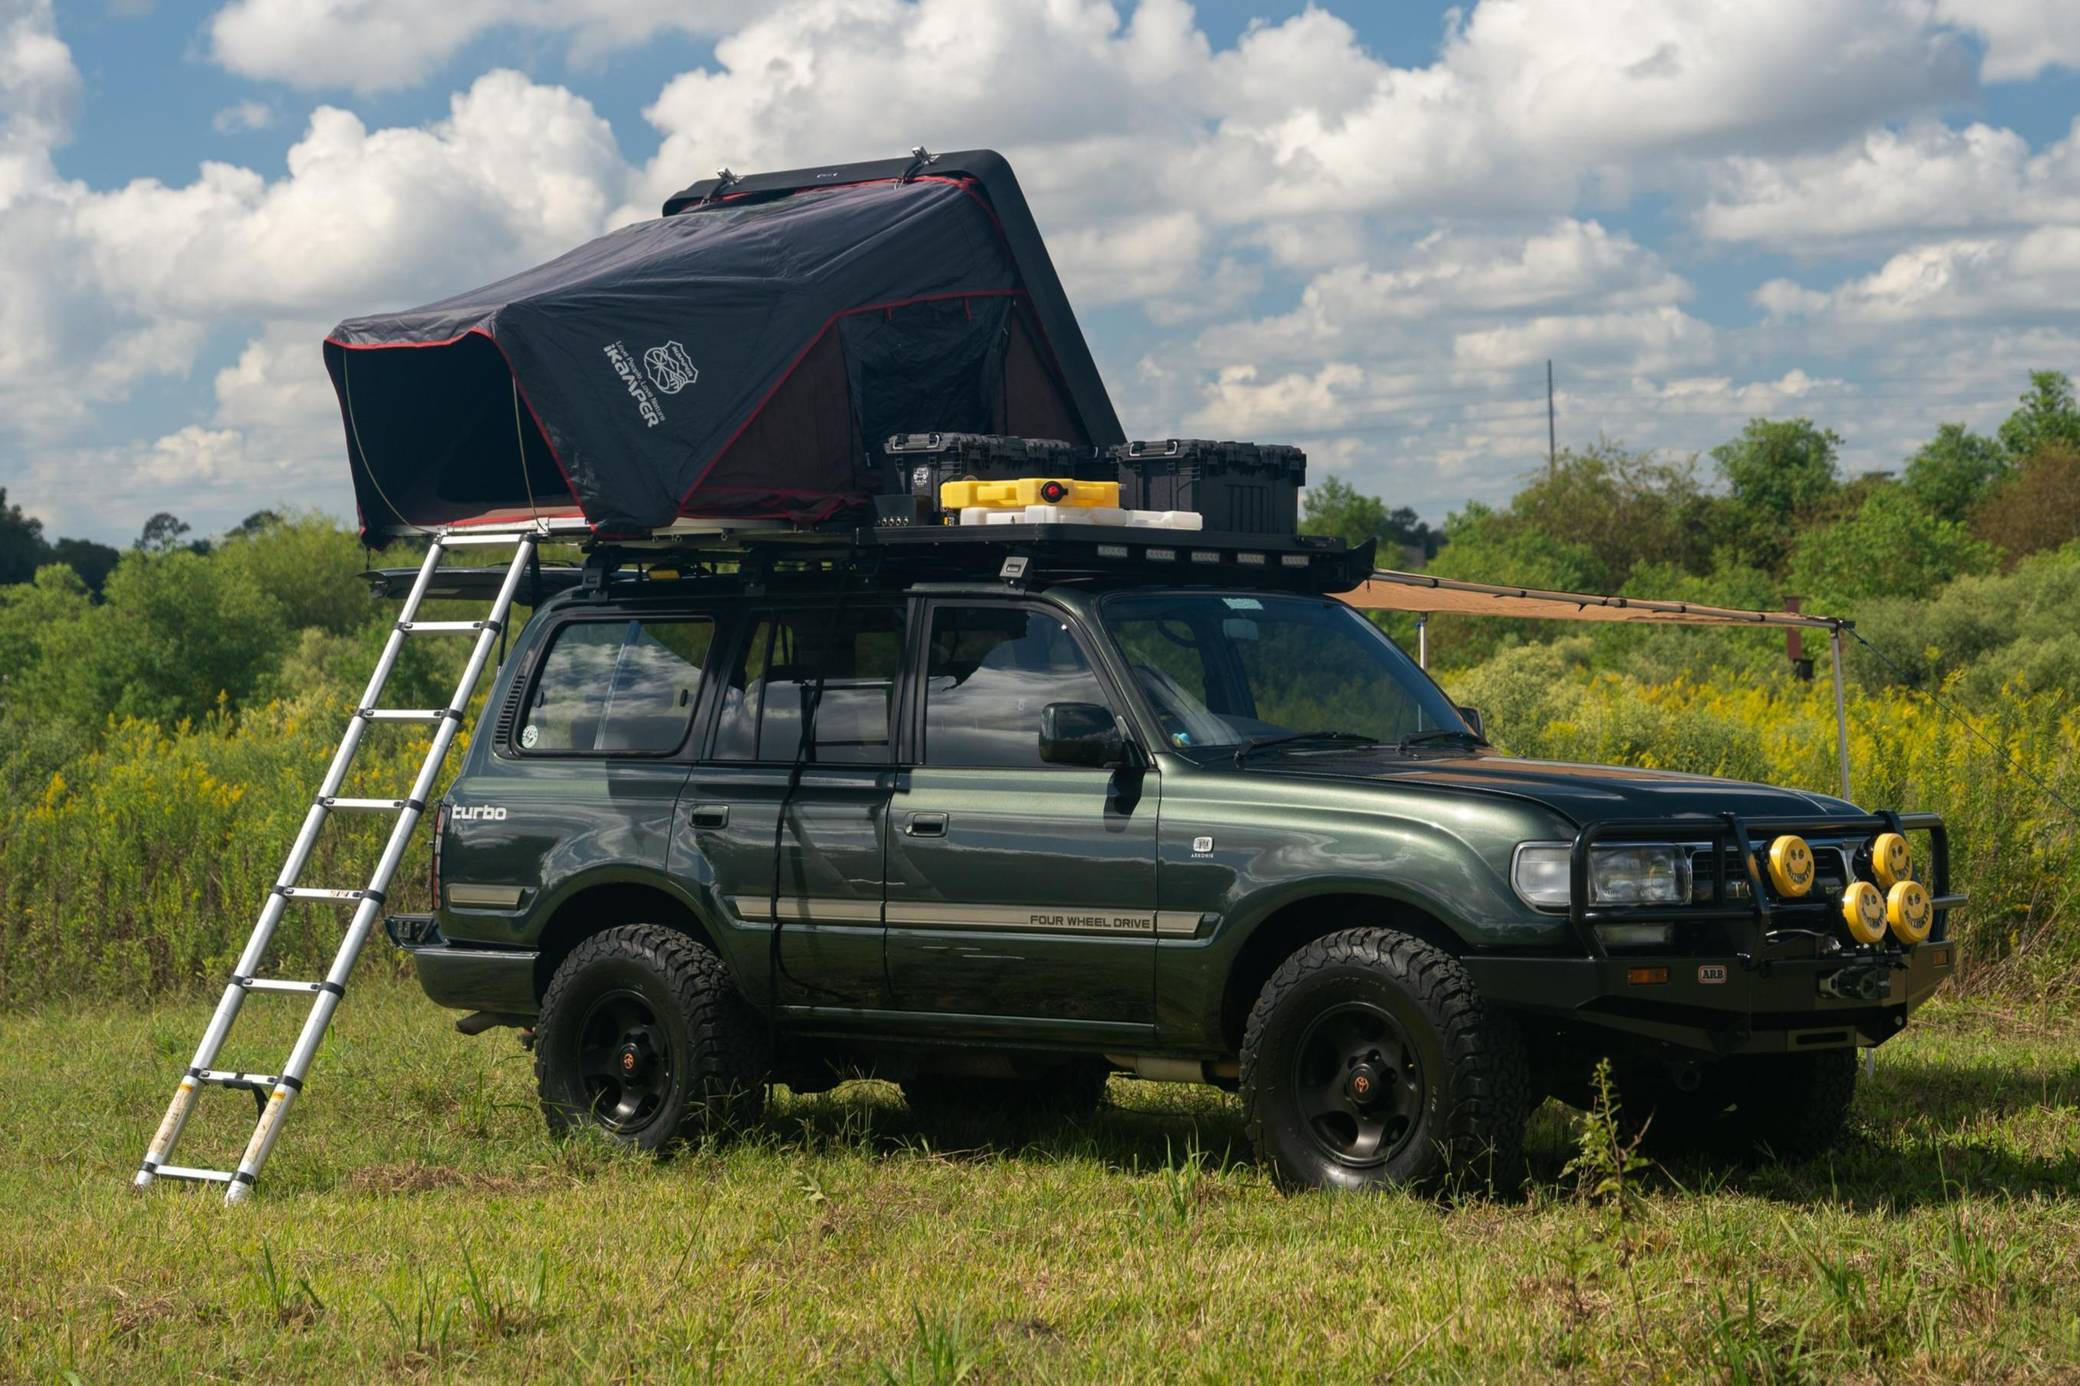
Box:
1218 891 1467 1051
530 875 725 1001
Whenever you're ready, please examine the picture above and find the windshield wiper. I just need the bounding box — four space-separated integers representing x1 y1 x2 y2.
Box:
1233 730 1381 766
1397 727 1487 752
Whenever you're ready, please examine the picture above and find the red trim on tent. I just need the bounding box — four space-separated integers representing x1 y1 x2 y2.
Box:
672 288 1027 516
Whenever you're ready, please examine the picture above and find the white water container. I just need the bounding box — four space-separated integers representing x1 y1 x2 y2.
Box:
1124 509 1203 530
1021 504 1127 525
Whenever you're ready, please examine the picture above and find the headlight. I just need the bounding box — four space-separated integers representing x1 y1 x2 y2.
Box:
1513 843 1693 908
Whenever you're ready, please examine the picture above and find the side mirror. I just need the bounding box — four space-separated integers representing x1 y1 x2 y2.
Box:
1039 702 1127 767
1457 705 1486 741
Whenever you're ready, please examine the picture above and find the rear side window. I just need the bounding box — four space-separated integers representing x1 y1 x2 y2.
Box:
712 603 908 764
518 618 714 755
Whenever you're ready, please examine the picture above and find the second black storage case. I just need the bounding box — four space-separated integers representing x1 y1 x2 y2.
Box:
1112 439 1306 535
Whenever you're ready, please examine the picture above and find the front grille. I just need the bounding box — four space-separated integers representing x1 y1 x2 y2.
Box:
1691 844 1854 904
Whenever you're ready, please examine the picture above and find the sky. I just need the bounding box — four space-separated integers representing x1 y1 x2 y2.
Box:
2 0 2078 545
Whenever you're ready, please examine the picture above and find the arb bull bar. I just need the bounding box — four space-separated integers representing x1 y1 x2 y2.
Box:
1465 811 1965 1055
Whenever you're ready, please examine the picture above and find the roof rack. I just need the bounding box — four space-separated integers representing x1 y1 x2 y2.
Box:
599 523 1377 594
360 523 1377 600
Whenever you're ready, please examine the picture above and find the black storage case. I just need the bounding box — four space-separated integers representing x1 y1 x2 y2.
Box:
1113 439 1307 535
887 432 1113 509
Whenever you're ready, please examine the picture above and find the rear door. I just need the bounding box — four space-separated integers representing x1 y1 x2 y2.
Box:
882 599 1163 1040
680 600 909 1011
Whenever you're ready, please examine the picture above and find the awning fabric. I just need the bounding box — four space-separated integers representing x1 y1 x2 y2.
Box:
324 151 1120 541
1342 570 1843 628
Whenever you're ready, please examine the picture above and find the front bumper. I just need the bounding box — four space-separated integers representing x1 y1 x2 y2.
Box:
1468 809 1962 1054
1465 938 1955 1053
385 914 539 1015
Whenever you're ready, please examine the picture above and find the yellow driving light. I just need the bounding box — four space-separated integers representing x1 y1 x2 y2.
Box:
1887 880 1933 944
1841 881 1887 944
1870 832 1910 889
1766 835 1817 897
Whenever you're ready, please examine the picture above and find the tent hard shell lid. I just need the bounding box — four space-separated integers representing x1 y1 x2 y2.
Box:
324 149 1122 541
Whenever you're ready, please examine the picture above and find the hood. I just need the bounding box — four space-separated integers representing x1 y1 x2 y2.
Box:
1262 749 1859 828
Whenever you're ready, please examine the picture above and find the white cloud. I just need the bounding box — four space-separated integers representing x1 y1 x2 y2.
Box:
207 0 762 94
1934 0 2080 81
1697 119 2080 249
211 99 273 133
1198 221 1688 363
1757 228 2080 330
73 71 627 319
0 55 629 500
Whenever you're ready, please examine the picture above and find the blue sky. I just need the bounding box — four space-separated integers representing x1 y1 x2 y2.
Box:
3 0 2077 544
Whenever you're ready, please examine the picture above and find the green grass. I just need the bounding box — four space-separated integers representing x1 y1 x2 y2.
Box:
4 979 2078 1382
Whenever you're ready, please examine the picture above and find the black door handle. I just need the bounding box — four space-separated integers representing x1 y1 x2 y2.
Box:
906 812 948 837
689 804 729 829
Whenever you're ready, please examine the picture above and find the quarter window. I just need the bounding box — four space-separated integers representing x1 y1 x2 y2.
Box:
924 605 1114 768
518 618 714 755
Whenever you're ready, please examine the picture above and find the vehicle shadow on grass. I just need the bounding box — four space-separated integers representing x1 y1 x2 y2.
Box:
760 1079 1260 1178
1518 1051 2080 1212
744 1047 2079 1208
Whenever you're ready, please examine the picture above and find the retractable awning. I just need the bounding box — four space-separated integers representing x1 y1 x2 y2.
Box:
1342 569 1841 629
1342 568 1856 800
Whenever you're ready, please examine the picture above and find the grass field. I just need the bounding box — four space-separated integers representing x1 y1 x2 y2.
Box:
4 976 2078 1382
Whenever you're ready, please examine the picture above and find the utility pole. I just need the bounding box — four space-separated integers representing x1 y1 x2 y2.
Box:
1546 358 1557 478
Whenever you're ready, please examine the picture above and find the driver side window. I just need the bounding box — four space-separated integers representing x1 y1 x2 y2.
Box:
923 605 1114 769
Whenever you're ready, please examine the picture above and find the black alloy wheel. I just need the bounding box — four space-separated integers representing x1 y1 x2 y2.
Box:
1291 1001 1426 1169
575 988 675 1135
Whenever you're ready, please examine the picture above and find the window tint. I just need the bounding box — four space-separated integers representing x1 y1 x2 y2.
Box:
924 606 1113 768
712 604 907 764
519 618 713 754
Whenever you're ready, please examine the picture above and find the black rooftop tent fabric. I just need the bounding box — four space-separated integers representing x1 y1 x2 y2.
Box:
324 152 1120 539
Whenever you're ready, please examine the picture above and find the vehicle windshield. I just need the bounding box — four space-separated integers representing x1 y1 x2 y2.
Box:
1100 591 1472 753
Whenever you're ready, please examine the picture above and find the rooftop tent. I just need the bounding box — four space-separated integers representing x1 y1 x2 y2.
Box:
324 149 1122 539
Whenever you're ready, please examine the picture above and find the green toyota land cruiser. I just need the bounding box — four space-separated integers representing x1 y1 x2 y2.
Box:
386 528 1958 1192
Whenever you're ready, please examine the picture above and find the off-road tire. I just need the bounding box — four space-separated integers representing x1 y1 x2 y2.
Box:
902 1060 1112 1132
1241 927 1530 1193
535 924 766 1150
1727 1049 1858 1161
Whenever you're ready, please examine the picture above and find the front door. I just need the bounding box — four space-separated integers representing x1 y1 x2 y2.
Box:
682 601 908 1012
883 600 1163 1040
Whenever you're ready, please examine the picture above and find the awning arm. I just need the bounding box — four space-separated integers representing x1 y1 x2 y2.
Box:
1831 623 1852 802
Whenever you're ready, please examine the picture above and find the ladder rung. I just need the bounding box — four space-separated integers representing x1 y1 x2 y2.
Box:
360 708 452 723
239 977 327 995
399 620 494 634
153 1165 237 1184
318 796 414 812
198 1069 286 1089
277 887 380 903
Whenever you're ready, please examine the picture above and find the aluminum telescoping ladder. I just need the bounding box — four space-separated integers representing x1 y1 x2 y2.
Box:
134 528 539 1203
